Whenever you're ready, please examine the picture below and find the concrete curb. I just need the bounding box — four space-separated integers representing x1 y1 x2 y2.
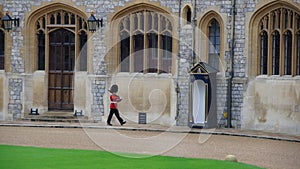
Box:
1 122 299 143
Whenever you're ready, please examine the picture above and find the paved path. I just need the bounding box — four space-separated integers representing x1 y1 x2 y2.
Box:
0 122 299 169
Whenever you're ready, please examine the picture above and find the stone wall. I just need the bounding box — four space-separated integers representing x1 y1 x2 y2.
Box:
176 23 193 125
242 77 300 135
216 77 228 127
1 0 300 134
8 78 23 120
91 78 106 121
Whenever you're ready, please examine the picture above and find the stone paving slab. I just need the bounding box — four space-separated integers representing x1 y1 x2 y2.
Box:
0 121 299 143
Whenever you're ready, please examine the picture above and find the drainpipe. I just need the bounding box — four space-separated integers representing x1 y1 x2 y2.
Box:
227 0 236 128
175 0 182 122
192 0 196 65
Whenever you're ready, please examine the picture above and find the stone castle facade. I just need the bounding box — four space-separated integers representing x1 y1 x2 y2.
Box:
0 0 299 134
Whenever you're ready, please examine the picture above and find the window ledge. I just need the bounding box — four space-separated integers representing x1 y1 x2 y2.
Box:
256 75 300 80
33 70 46 76
116 72 173 78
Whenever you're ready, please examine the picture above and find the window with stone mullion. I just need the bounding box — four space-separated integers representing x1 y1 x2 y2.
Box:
259 8 300 76
36 11 87 71
118 10 172 74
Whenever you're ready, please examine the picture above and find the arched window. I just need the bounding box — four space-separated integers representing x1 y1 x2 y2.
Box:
117 10 173 74
35 10 88 71
187 8 192 23
182 5 192 25
256 7 300 76
208 19 220 71
199 11 224 73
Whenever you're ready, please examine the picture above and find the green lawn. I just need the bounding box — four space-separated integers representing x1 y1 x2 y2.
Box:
0 144 264 169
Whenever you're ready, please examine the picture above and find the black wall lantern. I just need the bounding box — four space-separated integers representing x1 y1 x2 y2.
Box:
2 10 19 31
87 11 103 32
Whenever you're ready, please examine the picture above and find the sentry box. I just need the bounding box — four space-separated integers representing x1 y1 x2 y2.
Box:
189 62 218 128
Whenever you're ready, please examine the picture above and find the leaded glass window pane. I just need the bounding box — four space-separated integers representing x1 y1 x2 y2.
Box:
79 31 87 71
187 7 191 23
64 13 69 24
260 31 268 75
42 17 46 29
285 10 289 29
258 7 300 76
140 12 144 30
208 19 220 71
134 33 144 72
120 32 130 72
147 12 152 31
117 10 172 74
161 16 166 31
134 14 138 30
38 30 45 70
147 33 158 73
273 13 276 29
272 31 280 75
57 12 61 24
284 31 292 75
154 14 158 31
209 19 220 54
50 14 55 24
125 17 130 31
161 33 172 73
71 14 75 25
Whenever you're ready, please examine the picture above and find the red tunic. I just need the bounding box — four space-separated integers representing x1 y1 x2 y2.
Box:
110 94 121 109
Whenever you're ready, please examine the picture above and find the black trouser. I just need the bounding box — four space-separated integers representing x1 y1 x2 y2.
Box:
107 109 124 124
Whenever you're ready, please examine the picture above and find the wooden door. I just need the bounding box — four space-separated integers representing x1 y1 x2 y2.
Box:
48 29 75 110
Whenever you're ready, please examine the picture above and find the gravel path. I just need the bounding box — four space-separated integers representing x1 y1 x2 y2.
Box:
0 126 299 169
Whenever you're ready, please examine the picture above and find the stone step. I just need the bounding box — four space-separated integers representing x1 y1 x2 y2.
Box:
20 117 82 123
20 111 93 123
19 117 94 123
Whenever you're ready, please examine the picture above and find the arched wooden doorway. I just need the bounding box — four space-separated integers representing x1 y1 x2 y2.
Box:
48 29 75 110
